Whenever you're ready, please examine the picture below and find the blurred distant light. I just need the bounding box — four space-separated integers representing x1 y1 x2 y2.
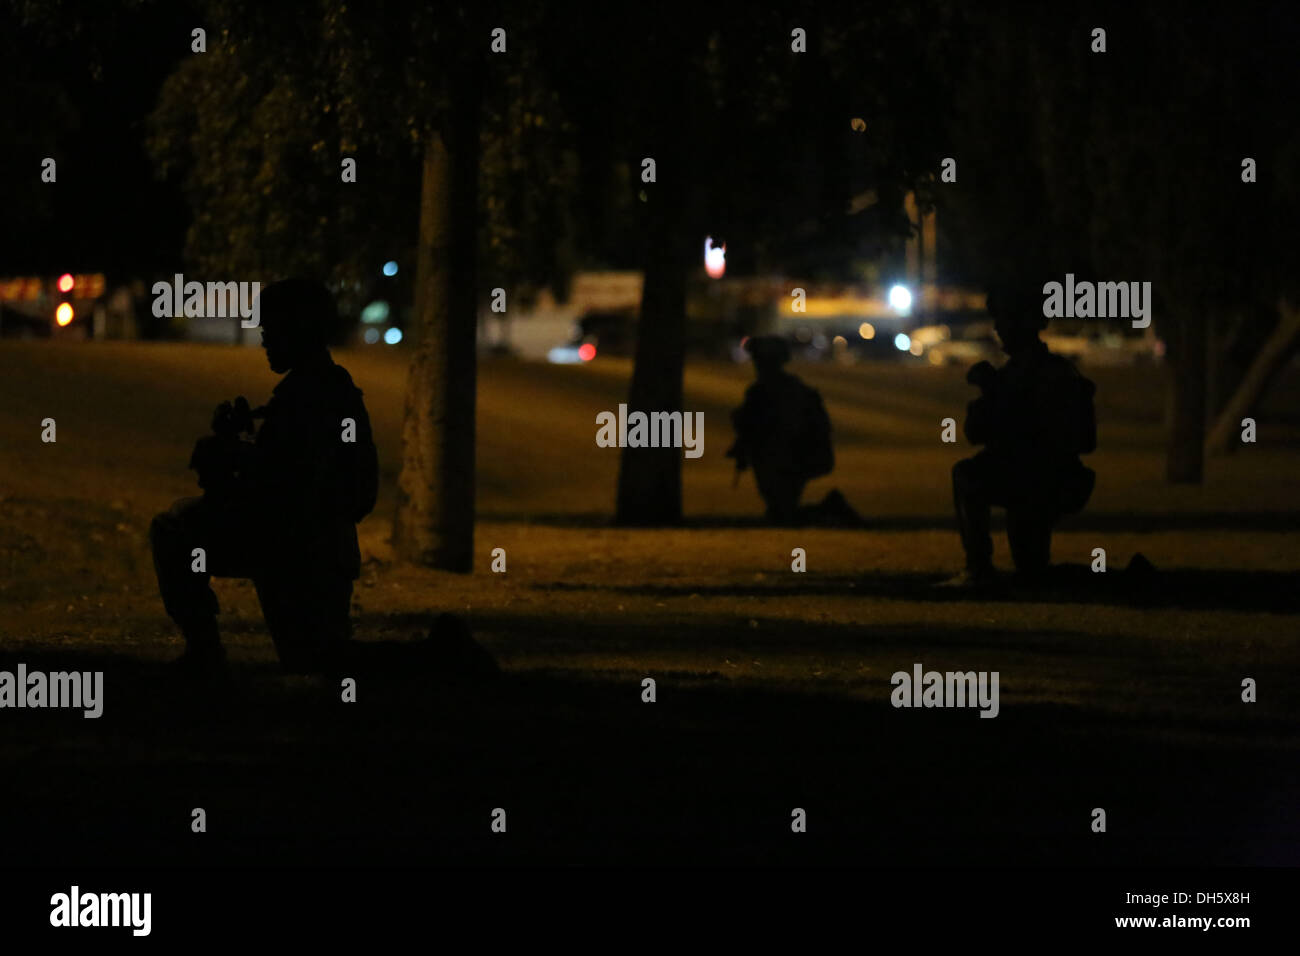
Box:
928 349 945 365
383 327 402 345
363 327 380 344
832 335 847 348
858 322 875 340
57 273 75 293
850 117 867 132
704 237 726 279
812 333 828 350
909 340 924 356
578 343 597 361
547 346 583 364
55 303 74 326
888 284 913 313
894 332 911 351
382 261 399 277
361 300 390 324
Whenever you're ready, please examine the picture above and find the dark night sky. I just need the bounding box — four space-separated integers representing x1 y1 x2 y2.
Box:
0 2 193 278
3 2 1295 292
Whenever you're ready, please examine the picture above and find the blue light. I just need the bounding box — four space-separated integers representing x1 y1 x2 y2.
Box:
547 346 583 365
894 332 911 351
363 328 380 344
382 261 399 277
361 300 390 324
384 327 403 345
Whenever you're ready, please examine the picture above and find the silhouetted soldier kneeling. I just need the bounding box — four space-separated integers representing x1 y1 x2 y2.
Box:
948 286 1097 585
149 279 379 680
726 335 861 526
151 278 501 685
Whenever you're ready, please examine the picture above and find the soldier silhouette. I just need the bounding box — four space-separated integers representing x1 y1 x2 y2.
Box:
150 278 494 682
947 284 1097 585
726 335 861 526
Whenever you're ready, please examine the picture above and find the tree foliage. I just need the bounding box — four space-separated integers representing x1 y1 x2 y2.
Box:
937 2 1300 478
146 1 577 312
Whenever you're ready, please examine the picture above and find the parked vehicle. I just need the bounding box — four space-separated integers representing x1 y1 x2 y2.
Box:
1042 319 1164 366
912 320 1002 366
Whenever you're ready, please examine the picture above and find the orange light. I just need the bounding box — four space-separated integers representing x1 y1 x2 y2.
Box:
578 343 596 361
57 273 75 293
56 303 74 326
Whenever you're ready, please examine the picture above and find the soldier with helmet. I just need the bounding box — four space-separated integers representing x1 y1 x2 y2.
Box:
727 335 860 526
947 283 1097 584
149 278 380 680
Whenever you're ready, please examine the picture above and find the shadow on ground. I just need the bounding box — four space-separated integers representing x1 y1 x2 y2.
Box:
1 633 1294 868
531 565 1300 614
485 510 1300 533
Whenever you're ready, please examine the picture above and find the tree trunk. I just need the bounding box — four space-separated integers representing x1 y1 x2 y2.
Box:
1205 299 1300 456
614 180 691 525
393 79 482 571
1165 312 1208 483
614 59 693 526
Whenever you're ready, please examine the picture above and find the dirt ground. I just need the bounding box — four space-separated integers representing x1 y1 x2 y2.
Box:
0 341 1296 865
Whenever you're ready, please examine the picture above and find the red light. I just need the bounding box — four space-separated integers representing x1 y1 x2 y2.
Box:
57 273 75 293
578 343 596 361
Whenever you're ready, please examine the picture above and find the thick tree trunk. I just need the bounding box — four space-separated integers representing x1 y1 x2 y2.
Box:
393 79 481 571
614 181 691 525
1166 314 1208 483
614 59 693 526
1205 299 1300 456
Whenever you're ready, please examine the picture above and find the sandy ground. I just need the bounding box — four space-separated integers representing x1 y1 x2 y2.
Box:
0 341 1296 865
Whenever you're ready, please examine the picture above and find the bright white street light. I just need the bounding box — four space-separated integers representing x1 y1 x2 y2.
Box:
888 283 913 313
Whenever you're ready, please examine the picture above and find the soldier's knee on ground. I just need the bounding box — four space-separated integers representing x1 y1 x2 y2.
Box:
1006 509 1054 574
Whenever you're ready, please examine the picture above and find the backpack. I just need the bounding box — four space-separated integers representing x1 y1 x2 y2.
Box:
1071 371 1098 456
336 381 379 523
350 427 379 522
797 385 835 479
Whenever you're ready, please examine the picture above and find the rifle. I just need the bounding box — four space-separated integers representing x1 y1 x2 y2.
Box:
189 396 265 493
